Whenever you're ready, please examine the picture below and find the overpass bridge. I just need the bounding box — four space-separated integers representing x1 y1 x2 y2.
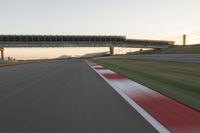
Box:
0 35 174 60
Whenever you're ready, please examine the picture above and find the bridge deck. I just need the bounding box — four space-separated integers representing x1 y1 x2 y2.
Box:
0 35 174 48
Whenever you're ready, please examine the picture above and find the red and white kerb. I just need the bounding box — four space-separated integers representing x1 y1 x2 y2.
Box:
86 60 200 133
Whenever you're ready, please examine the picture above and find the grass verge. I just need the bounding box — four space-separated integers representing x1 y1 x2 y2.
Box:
0 60 42 67
129 44 200 54
94 59 200 111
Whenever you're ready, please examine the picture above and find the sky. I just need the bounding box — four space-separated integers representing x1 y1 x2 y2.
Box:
0 0 200 59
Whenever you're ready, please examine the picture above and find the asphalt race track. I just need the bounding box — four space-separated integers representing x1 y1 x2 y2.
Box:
0 60 158 133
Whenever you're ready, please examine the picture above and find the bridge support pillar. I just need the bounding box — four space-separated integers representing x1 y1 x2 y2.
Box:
183 34 186 45
109 45 114 56
0 48 4 60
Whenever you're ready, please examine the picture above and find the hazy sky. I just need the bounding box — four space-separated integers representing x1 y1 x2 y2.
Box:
1 0 200 59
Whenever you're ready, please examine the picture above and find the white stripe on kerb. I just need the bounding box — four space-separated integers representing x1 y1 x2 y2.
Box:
91 65 103 68
96 69 116 74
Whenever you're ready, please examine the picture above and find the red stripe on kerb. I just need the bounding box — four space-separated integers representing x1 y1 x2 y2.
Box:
102 73 126 80
124 89 200 133
94 67 107 70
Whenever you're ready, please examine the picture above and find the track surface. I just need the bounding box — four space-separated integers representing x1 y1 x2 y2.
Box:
0 60 157 133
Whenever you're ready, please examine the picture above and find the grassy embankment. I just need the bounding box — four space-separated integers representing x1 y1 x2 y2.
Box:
95 59 200 111
130 44 200 54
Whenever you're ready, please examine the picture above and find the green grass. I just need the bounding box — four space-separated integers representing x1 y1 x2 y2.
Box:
95 59 200 111
130 44 200 54
0 60 41 67
0 61 17 65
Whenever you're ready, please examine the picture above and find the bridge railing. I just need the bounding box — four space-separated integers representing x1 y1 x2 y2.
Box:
0 35 126 43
